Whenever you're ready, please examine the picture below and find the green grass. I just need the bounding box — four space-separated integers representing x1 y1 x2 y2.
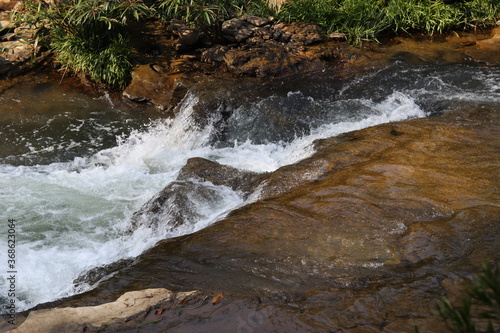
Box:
277 0 500 45
437 264 500 333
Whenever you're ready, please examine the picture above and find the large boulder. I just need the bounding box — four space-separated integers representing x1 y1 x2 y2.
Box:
48 107 500 332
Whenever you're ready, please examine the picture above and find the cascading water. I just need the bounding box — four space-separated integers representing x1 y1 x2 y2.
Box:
1 62 499 312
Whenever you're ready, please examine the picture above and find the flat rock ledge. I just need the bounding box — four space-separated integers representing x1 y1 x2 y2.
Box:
4 289 199 333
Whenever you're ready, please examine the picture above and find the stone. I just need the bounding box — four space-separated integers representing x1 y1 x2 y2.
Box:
242 15 271 27
9 289 195 333
128 158 266 233
329 32 347 40
175 27 199 50
288 23 326 45
463 27 500 66
128 180 230 232
177 157 266 195
213 18 337 76
222 18 251 43
201 45 228 64
0 0 17 11
58 107 500 332
169 19 200 51
122 64 188 110
0 20 12 35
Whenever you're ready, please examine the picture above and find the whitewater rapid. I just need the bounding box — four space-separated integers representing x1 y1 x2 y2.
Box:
1 62 498 311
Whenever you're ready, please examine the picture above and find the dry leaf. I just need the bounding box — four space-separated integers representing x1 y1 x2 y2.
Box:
212 293 223 305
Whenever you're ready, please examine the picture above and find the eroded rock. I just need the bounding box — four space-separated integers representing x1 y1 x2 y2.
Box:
8 289 198 333
59 107 500 332
463 27 500 66
177 157 266 195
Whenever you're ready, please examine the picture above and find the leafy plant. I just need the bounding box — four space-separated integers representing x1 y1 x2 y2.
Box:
277 0 500 45
437 263 500 333
157 0 270 27
13 0 151 88
458 0 500 29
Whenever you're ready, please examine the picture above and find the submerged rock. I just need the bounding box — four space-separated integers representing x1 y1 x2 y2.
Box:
128 158 266 233
122 64 190 111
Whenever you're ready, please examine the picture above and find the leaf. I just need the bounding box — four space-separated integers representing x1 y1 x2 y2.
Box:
155 308 165 315
212 293 223 305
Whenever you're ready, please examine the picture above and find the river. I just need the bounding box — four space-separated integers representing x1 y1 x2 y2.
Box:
0 60 499 313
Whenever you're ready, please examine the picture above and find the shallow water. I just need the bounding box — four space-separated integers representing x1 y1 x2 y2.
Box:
0 61 499 311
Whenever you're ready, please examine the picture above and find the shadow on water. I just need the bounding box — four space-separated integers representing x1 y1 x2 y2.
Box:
0 76 161 166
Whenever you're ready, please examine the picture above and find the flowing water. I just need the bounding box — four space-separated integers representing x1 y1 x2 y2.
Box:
0 62 499 312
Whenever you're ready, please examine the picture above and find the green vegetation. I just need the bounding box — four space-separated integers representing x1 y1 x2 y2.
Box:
14 0 151 88
437 264 500 333
158 0 269 27
11 0 499 87
277 0 500 45
157 0 270 39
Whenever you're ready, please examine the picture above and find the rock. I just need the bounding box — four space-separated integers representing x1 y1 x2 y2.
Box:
58 107 500 332
122 64 188 110
9 289 198 333
128 180 236 233
0 40 38 77
0 20 12 35
216 18 336 77
169 19 200 51
223 39 330 77
177 157 266 195
0 0 18 11
72 259 133 292
128 158 266 233
175 27 199 51
222 18 254 43
287 22 326 45
201 44 228 64
329 32 347 40
221 18 245 43
242 15 272 27
463 27 500 66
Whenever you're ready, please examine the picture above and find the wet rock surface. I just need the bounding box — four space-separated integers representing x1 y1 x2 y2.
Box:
128 158 266 233
177 157 267 195
35 107 500 332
